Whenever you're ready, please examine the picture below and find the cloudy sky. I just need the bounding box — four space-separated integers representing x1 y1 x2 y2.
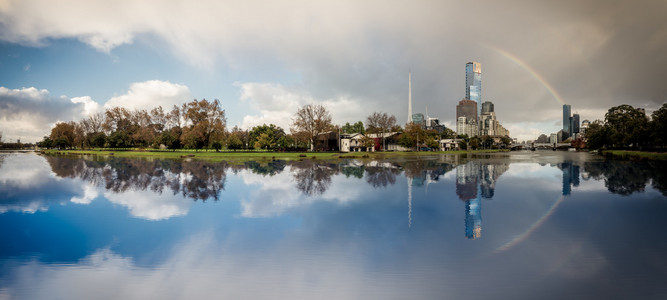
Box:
1 0 666 142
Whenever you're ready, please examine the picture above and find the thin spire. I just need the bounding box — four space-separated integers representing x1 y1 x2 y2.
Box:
408 71 413 123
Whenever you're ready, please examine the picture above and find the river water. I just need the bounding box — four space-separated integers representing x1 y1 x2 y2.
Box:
0 151 666 299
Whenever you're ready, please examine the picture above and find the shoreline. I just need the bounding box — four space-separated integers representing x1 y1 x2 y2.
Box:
40 149 510 163
599 150 667 161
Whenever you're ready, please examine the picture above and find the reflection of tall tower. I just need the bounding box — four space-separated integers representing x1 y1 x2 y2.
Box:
560 161 580 196
465 196 482 239
407 176 412 228
456 160 509 240
408 72 413 123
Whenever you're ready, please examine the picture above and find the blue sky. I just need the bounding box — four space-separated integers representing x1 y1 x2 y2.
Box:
1 0 666 142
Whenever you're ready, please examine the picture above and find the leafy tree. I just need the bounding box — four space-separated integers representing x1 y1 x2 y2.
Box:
650 103 667 147
469 136 481 150
226 134 243 151
50 122 76 149
38 136 53 149
229 126 249 149
249 124 285 150
89 132 107 148
211 140 223 152
107 131 131 148
500 136 512 148
398 123 426 150
157 127 182 150
481 135 494 149
292 104 332 151
360 135 375 149
585 120 609 150
366 112 397 151
605 104 649 149
341 121 365 134
181 99 227 149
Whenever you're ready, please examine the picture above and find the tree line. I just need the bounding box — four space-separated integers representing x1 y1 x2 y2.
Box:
39 98 513 151
585 103 667 150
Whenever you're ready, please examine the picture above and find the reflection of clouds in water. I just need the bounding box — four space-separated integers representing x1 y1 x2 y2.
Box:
0 154 84 213
104 189 192 221
504 163 560 179
70 183 99 204
0 234 393 300
0 154 55 189
239 166 362 218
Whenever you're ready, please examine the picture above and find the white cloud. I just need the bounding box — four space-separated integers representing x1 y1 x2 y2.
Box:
0 87 97 142
71 96 101 116
104 80 191 111
238 82 365 130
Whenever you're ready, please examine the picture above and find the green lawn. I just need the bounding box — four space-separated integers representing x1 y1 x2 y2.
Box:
42 148 509 163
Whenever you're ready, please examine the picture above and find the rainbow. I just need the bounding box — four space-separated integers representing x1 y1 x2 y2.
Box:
494 195 565 253
491 47 565 105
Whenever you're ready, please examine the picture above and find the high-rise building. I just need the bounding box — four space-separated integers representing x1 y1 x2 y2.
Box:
412 113 425 127
456 99 478 123
572 113 580 134
481 101 494 114
563 104 571 138
466 62 482 116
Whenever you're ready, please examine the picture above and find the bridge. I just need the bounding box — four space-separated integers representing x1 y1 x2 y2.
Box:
510 143 571 150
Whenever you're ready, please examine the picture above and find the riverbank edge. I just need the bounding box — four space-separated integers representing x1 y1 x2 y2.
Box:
42 149 509 163
599 150 667 161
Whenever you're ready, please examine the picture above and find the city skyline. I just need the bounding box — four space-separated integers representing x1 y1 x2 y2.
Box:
1 0 666 143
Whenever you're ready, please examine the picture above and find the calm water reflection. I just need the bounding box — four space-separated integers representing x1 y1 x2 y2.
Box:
0 152 666 299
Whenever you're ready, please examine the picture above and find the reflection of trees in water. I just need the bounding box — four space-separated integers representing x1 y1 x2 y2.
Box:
45 155 227 201
244 160 286 176
291 160 336 196
365 165 402 188
584 160 667 196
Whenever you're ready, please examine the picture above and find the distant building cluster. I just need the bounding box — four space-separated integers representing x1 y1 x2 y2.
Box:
453 62 509 138
554 104 588 143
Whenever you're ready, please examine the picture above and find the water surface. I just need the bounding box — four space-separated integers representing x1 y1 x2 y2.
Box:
0 152 666 299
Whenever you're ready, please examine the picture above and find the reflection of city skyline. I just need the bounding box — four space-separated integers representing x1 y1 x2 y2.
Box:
558 160 580 196
455 161 509 239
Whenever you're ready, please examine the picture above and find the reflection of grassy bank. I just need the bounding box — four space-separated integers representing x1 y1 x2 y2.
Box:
43 149 508 163
600 150 667 161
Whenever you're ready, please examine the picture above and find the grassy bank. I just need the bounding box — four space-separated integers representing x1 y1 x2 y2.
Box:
42 149 508 163
600 150 667 161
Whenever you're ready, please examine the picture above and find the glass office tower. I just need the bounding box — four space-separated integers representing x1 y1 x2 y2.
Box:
563 104 571 138
466 62 482 116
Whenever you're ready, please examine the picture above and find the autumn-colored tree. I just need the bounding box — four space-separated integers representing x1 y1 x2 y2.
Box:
292 104 332 151
50 122 77 149
366 112 397 151
181 99 226 149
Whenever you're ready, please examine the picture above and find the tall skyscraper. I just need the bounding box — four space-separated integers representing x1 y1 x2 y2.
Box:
563 104 571 138
408 72 413 123
572 113 580 134
466 62 482 116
